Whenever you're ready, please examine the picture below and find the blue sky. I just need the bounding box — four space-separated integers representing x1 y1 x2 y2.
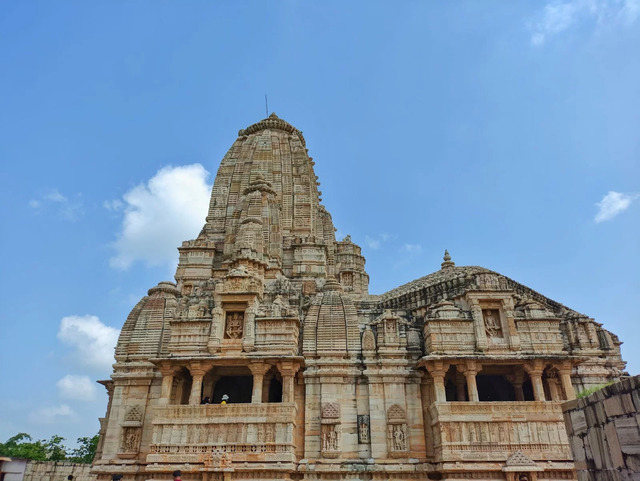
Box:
0 1 638 447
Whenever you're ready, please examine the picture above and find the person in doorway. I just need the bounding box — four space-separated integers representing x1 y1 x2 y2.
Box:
201 396 211 404
173 470 182 481
221 394 229 404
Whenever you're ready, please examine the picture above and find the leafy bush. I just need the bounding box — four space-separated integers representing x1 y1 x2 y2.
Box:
576 381 615 399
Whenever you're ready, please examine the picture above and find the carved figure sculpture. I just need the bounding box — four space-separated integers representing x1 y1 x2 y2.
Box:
484 309 502 337
225 312 244 339
358 415 370 444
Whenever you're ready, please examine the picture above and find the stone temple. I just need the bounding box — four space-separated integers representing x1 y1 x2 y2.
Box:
93 114 626 481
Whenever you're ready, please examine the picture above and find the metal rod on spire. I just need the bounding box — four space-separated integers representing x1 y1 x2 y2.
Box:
265 95 268 117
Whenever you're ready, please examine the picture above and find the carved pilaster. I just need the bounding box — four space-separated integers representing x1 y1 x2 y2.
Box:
471 306 488 351
207 302 223 353
242 301 256 352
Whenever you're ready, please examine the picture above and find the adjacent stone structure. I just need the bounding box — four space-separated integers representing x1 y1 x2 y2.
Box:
562 376 640 481
93 114 627 481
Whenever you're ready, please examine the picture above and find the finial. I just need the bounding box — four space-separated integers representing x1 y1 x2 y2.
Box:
441 249 455 269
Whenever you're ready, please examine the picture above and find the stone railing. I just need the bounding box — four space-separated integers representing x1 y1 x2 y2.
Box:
430 401 571 462
147 403 298 464
153 402 296 422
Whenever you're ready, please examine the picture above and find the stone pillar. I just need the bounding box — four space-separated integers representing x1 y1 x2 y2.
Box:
159 370 174 405
559 368 576 401
512 369 525 401
463 363 479 402
278 361 299 403
455 374 466 402
425 362 448 403
547 377 560 401
189 364 207 405
249 363 270 403
526 363 546 401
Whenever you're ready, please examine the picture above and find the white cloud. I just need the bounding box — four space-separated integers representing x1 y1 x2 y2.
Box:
29 189 84 221
45 190 67 203
401 243 422 253
595 191 638 222
103 199 124 211
29 404 74 424
57 315 120 372
109 164 212 270
364 233 391 250
56 375 97 401
530 0 640 45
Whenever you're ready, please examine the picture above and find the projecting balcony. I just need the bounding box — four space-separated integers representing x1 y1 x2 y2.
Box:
429 401 571 462
147 403 298 465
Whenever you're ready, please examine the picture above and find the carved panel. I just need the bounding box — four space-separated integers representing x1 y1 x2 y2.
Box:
357 415 370 444
124 405 143 422
387 404 406 422
321 424 340 457
387 423 408 455
483 309 503 338
225 311 244 339
322 402 340 419
362 328 376 351
120 426 141 454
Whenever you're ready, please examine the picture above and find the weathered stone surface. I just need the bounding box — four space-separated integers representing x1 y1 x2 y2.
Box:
564 376 640 481
93 115 628 481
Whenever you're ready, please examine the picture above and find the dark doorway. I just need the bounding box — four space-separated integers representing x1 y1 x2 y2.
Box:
268 378 283 402
522 379 535 401
477 375 516 401
213 376 253 403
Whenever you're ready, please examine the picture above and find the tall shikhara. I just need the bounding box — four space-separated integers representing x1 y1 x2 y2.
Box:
94 115 626 481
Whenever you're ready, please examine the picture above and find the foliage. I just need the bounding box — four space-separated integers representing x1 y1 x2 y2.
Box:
68 435 99 464
0 432 98 463
576 381 615 399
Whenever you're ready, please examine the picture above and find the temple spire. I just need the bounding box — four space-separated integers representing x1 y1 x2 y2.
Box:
441 249 455 269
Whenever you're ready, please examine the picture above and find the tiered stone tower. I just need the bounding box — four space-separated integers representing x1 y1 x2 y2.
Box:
93 115 626 481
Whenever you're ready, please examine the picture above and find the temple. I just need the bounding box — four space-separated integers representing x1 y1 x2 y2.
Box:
93 114 626 481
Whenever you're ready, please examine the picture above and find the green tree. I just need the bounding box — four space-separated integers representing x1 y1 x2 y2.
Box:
0 433 47 460
68 435 99 464
0 433 68 461
44 435 67 461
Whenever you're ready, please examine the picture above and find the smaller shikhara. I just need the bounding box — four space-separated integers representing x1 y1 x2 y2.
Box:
92 115 625 481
